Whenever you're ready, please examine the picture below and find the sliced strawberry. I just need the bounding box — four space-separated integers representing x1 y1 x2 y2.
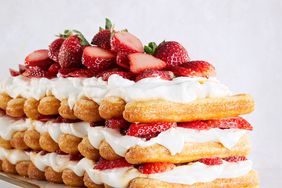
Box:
94 158 132 170
9 69 20 77
19 64 27 74
111 31 144 53
48 63 60 75
170 61 216 78
92 29 111 50
198 157 223 166
178 117 253 131
53 116 81 123
37 115 59 122
126 122 176 140
100 70 135 81
105 118 129 129
154 41 190 67
25 49 53 69
69 153 84 161
22 66 55 78
90 121 105 127
135 70 174 82
64 69 96 78
82 46 115 71
138 162 175 174
223 156 247 162
116 52 130 69
128 53 166 73
48 38 65 62
58 67 79 76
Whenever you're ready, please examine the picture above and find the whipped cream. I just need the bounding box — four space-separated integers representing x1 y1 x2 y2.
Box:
0 74 231 107
0 116 29 140
0 148 30 164
88 127 249 156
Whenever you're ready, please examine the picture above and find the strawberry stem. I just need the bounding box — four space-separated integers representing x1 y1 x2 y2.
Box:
72 30 90 46
144 42 158 55
57 30 73 39
105 18 112 30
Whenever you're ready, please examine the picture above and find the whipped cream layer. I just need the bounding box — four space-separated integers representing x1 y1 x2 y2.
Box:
0 116 248 155
0 74 231 107
0 147 253 187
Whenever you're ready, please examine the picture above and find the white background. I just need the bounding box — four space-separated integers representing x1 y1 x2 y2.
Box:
0 0 281 187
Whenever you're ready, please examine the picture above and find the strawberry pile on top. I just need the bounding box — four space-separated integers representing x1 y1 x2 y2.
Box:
10 18 216 81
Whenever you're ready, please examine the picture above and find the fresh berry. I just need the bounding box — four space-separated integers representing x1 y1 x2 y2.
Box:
19 64 27 74
22 66 54 78
82 46 115 71
9 69 20 77
126 122 177 140
135 70 174 82
170 61 216 78
37 115 59 122
128 53 166 73
25 49 53 69
94 158 132 170
178 117 253 131
58 31 89 68
48 38 65 62
53 116 81 123
90 121 105 127
69 153 84 161
48 63 60 74
105 118 129 129
55 149 67 155
58 67 80 76
111 31 144 53
65 68 96 78
100 70 135 81
198 157 223 166
116 52 130 69
223 156 247 162
138 162 175 174
154 41 190 67
91 18 113 50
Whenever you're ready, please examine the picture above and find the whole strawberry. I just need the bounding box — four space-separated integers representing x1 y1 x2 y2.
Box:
91 18 113 50
48 38 65 62
153 41 190 67
58 30 89 68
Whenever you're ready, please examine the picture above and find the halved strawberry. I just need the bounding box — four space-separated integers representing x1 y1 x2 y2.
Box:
126 122 176 140
63 69 96 78
9 69 20 77
223 156 247 162
135 70 174 82
48 38 65 62
25 49 53 69
69 153 84 161
94 158 132 170
19 64 27 74
128 53 166 73
154 41 190 67
92 29 111 50
116 52 130 69
82 46 115 71
37 114 59 122
198 157 223 166
100 70 135 81
111 31 144 53
48 63 60 75
178 121 210 130
105 118 129 129
138 162 175 174
22 66 55 78
170 61 216 78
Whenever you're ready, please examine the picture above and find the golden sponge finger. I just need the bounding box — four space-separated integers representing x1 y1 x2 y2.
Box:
6 98 26 118
0 137 12 149
99 96 126 119
38 96 60 115
10 131 29 150
99 140 122 161
24 130 41 150
123 94 255 123
27 162 45 180
45 166 63 184
58 134 81 154
62 169 84 187
74 98 102 122
59 99 77 120
78 137 100 161
15 161 30 177
39 132 59 152
1 159 17 174
23 98 40 119
0 93 12 110
83 172 104 188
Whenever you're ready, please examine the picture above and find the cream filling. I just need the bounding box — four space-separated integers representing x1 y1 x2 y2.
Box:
0 75 231 107
0 148 30 164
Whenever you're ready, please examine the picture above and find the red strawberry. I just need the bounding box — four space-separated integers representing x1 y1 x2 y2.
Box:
66 69 96 78
135 70 174 82
37 115 59 122
19 64 27 74
82 46 115 71
154 41 190 67
223 156 247 162
198 157 223 166
58 67 80 76
170 61 216 78
126 122 176 140
25 49 53 69
58 31 89 68
138 162 175 174
91 18 113 50
94 158 132 170
48 38 65 62
48 63 60 75
22 66 54 78
128 53 166 73
178 121 210 130
111 31 144 53
69 153 84 161
100 70 135 81
9 69 20 77
105 118 129 129
116 52 130 69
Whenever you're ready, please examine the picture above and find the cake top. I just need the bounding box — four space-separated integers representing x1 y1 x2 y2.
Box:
9 18 216 82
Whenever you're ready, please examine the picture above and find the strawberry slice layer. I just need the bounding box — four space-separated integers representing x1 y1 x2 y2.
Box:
100 70 135 81
135 70 174 81
22 66 55 79
9 69 20 77
198 157 223 166
223 156 247 162
177 117 253 131
105 118 129 129
128 53 166 73
25 49 53 69
116 52 130 69
126 122 177 140
138 162 175 174
111 31 144 53
82 46 115 71
94 158 132 170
